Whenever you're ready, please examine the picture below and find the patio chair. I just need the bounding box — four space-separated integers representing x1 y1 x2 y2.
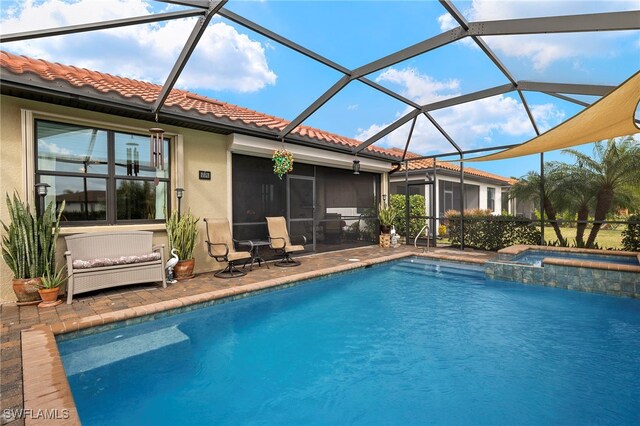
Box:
204 218 252 278
266 216 306 267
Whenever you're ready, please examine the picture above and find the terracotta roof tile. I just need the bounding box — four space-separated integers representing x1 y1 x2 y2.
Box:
0 51 512 184
386 148 513 184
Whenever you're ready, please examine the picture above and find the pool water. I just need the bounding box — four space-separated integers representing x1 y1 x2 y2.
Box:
511 249 638 267
58 258 640 425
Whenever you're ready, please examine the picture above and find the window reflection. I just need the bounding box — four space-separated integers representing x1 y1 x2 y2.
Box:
39 175 107 222
116 180 167 221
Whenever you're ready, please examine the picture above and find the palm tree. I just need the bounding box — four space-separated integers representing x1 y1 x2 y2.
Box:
510 162 569 245
552 163 596 247
562 137 640 247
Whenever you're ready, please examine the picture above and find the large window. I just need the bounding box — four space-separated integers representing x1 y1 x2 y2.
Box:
487 187 496 212
438 180 479 216
35 120 170 224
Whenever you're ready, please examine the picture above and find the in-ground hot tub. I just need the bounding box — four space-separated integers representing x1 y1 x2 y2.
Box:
485 245 640 297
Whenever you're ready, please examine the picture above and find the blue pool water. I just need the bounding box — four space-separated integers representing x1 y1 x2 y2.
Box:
58 258 640 425
511 249 638 267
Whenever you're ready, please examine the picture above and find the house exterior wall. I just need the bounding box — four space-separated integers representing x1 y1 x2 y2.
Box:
389 175 506 219
0 95 229 302
0 95 390 303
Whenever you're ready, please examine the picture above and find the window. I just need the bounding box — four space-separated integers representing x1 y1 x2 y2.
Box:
35 120 170 225
487 187 496 212
438 180 480 216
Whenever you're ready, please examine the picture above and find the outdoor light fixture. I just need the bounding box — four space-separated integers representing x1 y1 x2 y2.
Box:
175 187 184 220
34 182 50 216
149 127 165 170
352 158 360 175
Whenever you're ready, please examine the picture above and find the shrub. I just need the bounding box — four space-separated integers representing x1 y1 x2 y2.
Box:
445 210 541 251
389 194 426 237
438 224 447 238
621 214 640 252
166 210 199 260
1 193 65 279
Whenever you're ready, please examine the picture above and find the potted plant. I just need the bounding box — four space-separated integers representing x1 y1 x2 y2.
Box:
272 149 294 179
166 209 199 280
1 193 64 305
377 202 396 234
37 263 66 308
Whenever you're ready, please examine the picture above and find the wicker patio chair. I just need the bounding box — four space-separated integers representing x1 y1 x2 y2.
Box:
266 216 306 267
204 218 252 278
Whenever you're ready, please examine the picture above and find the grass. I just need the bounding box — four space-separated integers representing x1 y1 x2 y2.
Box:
441 226 625 250
543 226 624 249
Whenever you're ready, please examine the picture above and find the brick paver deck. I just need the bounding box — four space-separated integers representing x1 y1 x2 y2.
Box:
0 245 495 425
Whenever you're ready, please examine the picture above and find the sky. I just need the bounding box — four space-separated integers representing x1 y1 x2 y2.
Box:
1 0 639 178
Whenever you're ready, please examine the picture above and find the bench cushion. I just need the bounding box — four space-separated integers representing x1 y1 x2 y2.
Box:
72 252 161 270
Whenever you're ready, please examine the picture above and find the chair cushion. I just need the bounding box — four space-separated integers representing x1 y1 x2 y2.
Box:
285 245 305 253
228 251 251 262
73 252 161 269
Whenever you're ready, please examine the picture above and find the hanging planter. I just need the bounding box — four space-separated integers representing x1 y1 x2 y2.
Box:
272 149 294 179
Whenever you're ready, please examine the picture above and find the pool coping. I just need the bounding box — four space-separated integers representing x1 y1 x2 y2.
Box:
27 250 475 423
498 245 640 273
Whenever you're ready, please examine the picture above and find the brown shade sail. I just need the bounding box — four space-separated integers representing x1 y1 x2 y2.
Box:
464 71 640 162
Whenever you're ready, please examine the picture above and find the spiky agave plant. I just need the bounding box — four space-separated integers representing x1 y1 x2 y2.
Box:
1 193 65 279
166 209 199 260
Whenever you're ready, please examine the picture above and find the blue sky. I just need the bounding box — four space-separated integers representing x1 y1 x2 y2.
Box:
1 0 639 178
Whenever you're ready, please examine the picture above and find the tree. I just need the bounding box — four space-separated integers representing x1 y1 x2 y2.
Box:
552 163 596 247
562 137 640 247
510 163 569 245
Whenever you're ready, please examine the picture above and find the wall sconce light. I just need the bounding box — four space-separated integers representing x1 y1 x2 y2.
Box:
34 182 50 216
352 158 360 175
149 127 165 169
175 187 184 220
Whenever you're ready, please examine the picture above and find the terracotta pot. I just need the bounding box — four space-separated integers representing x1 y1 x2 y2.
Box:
174 258 195 280
37 287 63 308
38 287 60 303
12 278 42 305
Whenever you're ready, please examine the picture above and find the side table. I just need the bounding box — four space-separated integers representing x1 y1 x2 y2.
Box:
238 240 271 270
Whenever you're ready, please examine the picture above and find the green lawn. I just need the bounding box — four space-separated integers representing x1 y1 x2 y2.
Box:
543 226 624 249
441 226 625 250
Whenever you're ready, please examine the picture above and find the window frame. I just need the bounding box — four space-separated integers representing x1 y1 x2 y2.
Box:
34 118 172 226
487 187 496 212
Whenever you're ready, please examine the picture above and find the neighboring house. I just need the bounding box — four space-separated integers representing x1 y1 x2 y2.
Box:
388 149 517 220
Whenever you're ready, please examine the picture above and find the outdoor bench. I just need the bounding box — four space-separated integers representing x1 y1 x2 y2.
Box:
64 231 166 304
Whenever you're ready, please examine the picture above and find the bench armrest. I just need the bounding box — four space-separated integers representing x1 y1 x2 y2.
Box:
64 250 71 257
152 244 164 252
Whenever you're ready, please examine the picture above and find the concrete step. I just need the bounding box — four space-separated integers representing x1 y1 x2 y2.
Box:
63 326 190 376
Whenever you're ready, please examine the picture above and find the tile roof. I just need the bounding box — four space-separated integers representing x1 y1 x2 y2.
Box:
386 148 516 184
0 51 393 156
0 51 513 184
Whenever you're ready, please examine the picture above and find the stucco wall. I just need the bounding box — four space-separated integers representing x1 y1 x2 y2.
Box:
0 95 229 303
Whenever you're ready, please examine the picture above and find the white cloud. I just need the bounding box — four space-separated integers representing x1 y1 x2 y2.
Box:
1 0 277 92
347 104 359 111
355 67 565 153
375 67 459 104
437 0 639 71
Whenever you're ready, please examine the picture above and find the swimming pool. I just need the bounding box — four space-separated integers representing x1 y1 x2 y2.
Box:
512 249 639 267
58 257 640 425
